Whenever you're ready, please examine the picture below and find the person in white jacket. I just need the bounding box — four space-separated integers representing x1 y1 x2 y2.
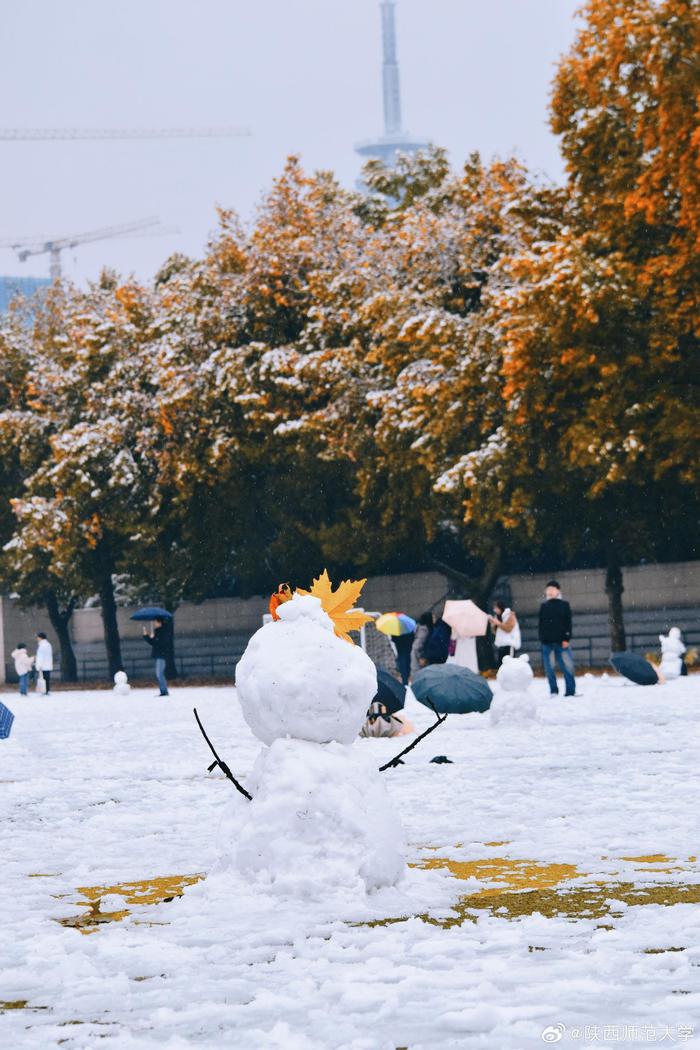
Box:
489 601 522 667
35 632 54 694
11 643 34 696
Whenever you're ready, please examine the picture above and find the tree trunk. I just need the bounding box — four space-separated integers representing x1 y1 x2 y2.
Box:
95 540 123 677
429 541 503 671
605 542 626 652
45 591 78 682
429 542 503 607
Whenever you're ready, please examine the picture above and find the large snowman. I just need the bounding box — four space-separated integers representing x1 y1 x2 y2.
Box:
233 579 405 894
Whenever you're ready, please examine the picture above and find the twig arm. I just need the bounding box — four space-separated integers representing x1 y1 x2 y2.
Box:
379 698 447 772
193 707 253 801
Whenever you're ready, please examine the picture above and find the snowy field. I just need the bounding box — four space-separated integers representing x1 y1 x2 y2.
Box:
2 675 700 1049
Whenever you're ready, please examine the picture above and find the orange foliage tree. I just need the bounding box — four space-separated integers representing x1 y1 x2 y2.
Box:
444 0 700 649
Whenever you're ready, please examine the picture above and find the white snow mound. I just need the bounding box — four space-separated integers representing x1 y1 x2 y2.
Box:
235 594 378 745
233 737 406 892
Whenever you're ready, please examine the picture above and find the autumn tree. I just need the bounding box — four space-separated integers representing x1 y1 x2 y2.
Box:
0 291 84 679
0 277 169 676
443 0 700 649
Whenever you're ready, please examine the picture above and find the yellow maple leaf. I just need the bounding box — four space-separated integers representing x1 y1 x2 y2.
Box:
297 569 373 644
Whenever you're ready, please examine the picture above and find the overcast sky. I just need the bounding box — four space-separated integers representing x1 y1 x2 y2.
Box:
1 0 580 284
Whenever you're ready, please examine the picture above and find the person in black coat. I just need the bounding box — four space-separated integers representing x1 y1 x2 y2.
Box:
392 631 415 686
538 580 576 697
142 618 170 696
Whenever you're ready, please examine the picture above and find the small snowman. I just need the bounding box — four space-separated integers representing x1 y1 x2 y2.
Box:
113 670 130 696
490 654 537 726
659 627 685 680
232 574 405 895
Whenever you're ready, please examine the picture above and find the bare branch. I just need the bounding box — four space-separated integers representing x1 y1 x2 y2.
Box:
193 707 253 801
379 698 448 772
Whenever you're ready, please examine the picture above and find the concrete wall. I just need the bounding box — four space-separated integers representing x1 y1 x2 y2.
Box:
510 561 700 615
69 594 272 645
2 561 699 682
64 572 451 647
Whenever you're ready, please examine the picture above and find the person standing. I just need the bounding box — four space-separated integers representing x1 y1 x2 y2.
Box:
35 632 54 695
143 618 170 696
489 601 522 666
410 612 433 676
538 581 576 697
11 643 34 696
392 630 415 686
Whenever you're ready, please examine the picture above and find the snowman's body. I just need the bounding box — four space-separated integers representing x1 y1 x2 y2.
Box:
490 654 536 726
233 595 405 893
659 628 685 680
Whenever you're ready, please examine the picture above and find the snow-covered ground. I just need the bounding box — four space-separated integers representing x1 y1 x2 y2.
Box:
2 675 699 1049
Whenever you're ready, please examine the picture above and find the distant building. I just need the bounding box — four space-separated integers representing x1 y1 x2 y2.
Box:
0 275 50 314
355 0 428 169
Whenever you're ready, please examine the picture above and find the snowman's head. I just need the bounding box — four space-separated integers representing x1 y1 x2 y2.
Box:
660 628 683 653
496 653 533 693
235 594 377 746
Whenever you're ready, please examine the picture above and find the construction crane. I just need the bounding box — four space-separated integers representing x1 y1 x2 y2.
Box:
0 217 178 280
0 127 250 141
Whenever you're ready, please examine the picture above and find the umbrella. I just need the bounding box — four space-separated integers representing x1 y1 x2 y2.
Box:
130 607 173 622
376 612 417 637
0 700 15 740
442 599 489 638
412 663 493 714
374 667 406 714
610 652 658 686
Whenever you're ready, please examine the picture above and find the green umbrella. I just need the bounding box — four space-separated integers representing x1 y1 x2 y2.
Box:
411 663 493 714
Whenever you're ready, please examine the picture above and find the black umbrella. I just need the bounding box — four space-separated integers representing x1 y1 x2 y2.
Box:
130 607 173 622
412 663 493 714
374 667 406 714
610 652 658 686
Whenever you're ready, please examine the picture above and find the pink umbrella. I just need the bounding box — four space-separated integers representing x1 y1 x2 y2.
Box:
442 599 489 638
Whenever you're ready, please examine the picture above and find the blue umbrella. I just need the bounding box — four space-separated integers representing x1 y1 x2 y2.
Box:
130 607 173 621
412 663 493 714
0 701 15 739
610 652 658 686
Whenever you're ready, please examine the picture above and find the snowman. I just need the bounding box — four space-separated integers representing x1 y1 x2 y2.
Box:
232 577 405 894
113 670 130 696
490 654 537 726
659 627 685 679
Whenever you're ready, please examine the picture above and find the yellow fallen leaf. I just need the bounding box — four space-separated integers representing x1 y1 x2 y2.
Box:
297 569 373 644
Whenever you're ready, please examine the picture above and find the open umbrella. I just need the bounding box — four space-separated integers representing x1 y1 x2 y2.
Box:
442 600 488 638
610 652 658 686
412 663 493 714
130 607 173 622
0 700 15 739
374 667 406 714
376 612 417 637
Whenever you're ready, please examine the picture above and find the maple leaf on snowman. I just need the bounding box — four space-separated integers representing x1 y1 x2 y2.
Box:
296 569 373 643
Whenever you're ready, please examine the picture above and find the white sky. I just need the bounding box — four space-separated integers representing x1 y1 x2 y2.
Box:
1 0 580 284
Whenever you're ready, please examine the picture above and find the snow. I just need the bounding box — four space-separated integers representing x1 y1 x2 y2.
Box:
235 595 377 746
2 675 699 1049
